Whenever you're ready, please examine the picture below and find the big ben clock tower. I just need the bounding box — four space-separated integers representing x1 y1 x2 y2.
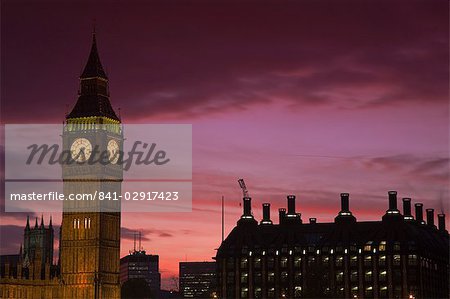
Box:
60 32 122 299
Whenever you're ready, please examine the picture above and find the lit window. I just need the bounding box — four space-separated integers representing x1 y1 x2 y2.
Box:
335 256 343 267
281 271 288 282
254 258 261 269
240 272 248 284
294 257 301 268
365 271 372 282
379 241 386 251
307 256 315 266
364 255 372 266
364 242 372 251
380 286 388 296
240 258 248 269
379 255 386 266
280 257 288 268
268 272 275 283
350 256 357 266
241 287 248 298
254 287 262 299
393 255 401 266
408 254 417 266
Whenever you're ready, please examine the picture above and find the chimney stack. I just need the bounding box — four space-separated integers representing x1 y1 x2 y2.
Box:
287 195 296 215
382 191 401 220
341 193 349 212
402 198 413 220
238 197 256 225
240 197 254 220
438 214 446 232
309 218 317 224
243 197 251 215
415 203 425 224
279 208 286 224
426 208 435 227
335 193 356 223
388 191 398 211
261 203 272 225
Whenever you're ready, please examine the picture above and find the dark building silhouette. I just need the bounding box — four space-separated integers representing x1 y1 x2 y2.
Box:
0 216 60 296
216 192 449 299
179 261 217 298
120 250 161 296
0 216 57 279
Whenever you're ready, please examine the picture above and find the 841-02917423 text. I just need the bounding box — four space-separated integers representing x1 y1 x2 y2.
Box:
9 191 179 201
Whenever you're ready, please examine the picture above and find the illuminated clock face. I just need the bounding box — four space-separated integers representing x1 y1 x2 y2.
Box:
70 138 92 162
107 139 120 164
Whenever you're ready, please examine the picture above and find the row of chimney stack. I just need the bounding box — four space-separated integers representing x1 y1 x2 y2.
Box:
240 191 447 232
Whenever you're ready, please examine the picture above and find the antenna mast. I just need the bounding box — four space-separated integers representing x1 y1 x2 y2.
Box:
139 231 142 251
222 195 225 242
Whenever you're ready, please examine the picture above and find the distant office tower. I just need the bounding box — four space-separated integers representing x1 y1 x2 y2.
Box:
120 250 161 295
179 261 217 298
216 192 449 299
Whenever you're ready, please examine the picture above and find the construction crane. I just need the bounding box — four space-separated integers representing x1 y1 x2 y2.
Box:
238 178 250 198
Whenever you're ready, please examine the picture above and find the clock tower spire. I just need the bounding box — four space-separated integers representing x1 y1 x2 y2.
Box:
60 32 122 299
67 32 119 122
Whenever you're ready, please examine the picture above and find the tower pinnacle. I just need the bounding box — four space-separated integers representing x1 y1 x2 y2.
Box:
66 31 119 121
25 215 30 231
80 31 107 79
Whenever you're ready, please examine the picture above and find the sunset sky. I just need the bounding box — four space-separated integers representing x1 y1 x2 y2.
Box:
1 0 448 290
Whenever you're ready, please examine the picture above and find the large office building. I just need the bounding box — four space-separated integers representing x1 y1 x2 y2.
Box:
179 261 217 298
120 250 161 295
215 191 449 298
